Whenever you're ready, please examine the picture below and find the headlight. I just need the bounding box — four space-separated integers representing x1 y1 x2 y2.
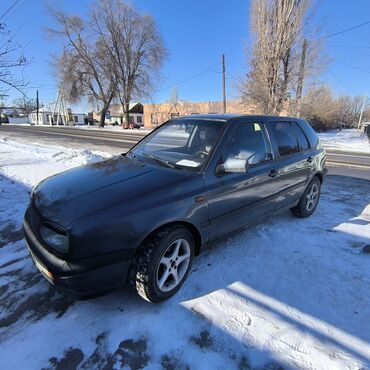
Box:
40 225 69 254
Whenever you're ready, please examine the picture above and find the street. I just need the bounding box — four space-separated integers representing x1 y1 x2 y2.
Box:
1 124 370 180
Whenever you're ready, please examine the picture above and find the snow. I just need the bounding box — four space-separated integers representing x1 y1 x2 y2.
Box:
73 124 152 134
318 129 370 154
0 138 370 370
0 137 110 186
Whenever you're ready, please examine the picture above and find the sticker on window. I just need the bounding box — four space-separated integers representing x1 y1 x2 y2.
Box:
176 159 201 167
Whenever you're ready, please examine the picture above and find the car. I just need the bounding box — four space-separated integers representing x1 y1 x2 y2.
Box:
129 122 142 129
24 115 327 302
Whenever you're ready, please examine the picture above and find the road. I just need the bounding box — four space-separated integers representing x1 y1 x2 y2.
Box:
1 124 370 179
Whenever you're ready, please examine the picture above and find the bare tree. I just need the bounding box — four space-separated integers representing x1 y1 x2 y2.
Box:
335 94 366 126
240 0 311 114
48 7 117 127
91 0 166 128
300 85 338 129
48 0 165 128
12 97 38 114
0 22 29 97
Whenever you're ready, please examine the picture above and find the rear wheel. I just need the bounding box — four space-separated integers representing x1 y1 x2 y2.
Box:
129 226 194 302
291 176 321 218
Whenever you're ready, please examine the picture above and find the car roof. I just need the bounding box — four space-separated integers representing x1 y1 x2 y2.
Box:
173 114 302 123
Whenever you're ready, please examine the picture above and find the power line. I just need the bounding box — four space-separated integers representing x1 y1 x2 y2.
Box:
0 0 21 20
318 20 370 40
327 69 361 95
336 60 370 74
328 44 370 49
155 68 218 92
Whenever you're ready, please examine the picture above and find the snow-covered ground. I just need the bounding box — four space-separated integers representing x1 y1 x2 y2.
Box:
72 124 152 134
0 138 370 370
4 122 152 134
318 129 370 154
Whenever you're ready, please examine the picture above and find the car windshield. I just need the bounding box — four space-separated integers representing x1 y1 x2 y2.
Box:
130 119 225 171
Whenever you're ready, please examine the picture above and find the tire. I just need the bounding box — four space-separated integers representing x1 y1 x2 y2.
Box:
291 176 321 218
129 226 194 303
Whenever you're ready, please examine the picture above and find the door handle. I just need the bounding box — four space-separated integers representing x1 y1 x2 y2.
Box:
268 169 278 178
307 156 313 163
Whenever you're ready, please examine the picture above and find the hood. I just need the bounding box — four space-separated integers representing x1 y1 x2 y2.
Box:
32 155 191 226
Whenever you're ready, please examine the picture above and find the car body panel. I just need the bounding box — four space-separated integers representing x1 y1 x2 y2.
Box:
203 118 281 238
31 155 208 259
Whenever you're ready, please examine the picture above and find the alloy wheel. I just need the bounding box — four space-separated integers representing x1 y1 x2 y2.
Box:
306 183 319 212
156 238 191 292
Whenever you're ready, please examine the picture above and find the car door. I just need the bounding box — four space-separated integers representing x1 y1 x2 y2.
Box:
204 120 280 240
266 120 312 209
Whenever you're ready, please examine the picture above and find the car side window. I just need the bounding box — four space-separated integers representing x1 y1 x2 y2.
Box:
220 122 272 166
270 122 299 156
291 122 309 151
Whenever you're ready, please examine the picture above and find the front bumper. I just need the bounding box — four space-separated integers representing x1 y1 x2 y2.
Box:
23 208 130 296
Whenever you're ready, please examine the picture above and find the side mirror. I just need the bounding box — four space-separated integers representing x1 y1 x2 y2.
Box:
216 158 249 175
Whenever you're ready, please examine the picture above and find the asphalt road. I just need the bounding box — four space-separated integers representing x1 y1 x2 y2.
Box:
1 124 370 179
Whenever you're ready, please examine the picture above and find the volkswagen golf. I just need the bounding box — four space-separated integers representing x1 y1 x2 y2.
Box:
24 115 327 302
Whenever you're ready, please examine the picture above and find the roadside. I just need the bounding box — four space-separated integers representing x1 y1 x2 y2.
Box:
318 129 370 155
0 137 369 370
3 122 152 134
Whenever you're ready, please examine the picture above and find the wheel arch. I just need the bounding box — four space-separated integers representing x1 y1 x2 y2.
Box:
314 172 323 183
138 221 203 256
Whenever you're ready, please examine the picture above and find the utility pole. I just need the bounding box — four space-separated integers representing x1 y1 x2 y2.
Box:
357 94 367 131
296 39 308 117
36 90 39 125
222 54 226 114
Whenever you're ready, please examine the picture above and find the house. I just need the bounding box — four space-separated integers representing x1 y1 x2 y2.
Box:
28 108 85 125
94 103 144 125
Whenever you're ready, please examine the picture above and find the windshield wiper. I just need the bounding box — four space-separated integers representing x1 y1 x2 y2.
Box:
142 153 182 170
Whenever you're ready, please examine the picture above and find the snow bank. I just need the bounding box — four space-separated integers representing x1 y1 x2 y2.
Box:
0 137 110 186
73 125 152 134
318 129 370 154
0 138 370 370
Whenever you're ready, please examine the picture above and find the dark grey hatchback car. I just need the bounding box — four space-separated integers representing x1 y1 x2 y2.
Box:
24 115 327 302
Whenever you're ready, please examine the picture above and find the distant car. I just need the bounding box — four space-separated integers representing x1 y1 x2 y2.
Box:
24 115 327 302
129 122 142 129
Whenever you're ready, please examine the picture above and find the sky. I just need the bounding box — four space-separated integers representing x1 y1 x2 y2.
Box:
1 0 370 112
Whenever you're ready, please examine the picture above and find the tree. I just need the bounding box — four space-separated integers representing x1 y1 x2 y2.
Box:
240 0 311 114
12 97 38 114
335 94 366 127
48 0 166 128
300 85 337 129
91 0 166 128
0 22 29 97
48 6 118 127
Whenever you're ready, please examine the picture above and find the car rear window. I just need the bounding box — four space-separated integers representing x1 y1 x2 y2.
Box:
270 122 299 156
298 120 319 148
291 122 309 151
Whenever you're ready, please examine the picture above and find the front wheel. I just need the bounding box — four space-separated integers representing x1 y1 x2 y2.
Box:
129 226 194 302
291 176 321 218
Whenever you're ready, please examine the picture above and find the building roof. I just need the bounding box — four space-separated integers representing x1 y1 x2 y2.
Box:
30 109 84 115
109 103 143 115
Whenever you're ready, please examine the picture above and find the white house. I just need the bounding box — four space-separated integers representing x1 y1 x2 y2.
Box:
107 103 144 125
29 109 85 125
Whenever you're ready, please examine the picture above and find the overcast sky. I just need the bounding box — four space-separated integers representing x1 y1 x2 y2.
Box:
1 0 370 112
